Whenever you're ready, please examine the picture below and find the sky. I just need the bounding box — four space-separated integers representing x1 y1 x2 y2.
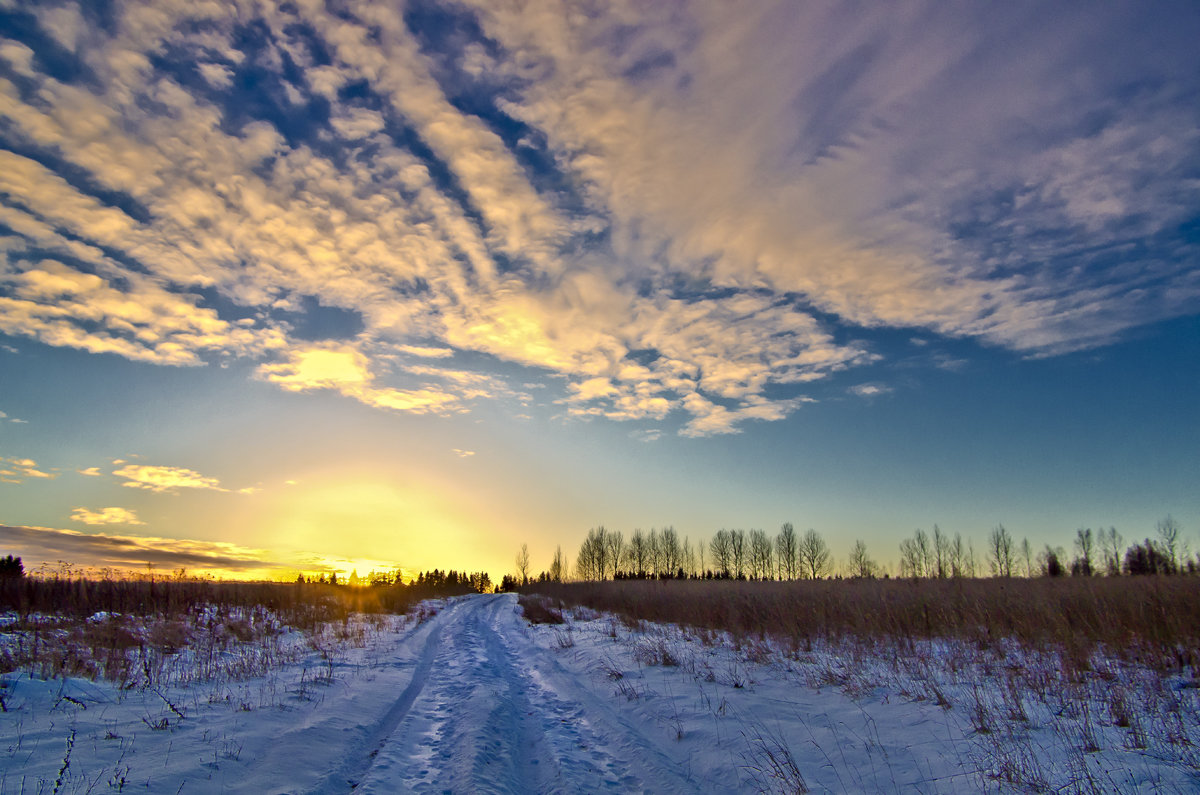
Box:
1 0 1198 581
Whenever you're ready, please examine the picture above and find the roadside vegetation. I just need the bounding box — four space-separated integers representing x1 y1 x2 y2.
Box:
506 516 1200 792
0 563 488 686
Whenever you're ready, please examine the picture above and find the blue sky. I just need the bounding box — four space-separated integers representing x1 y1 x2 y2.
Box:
0 0 1197 579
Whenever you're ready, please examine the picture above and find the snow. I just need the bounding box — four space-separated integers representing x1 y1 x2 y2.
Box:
2 593 1198 792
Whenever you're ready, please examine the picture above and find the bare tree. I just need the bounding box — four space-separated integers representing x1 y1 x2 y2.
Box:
629 528 649 577
932 525 949 579
1158 516 1182 570
1101 526 1123 575
1073 528 1094 576
899 531 926 578
1020 537 1034 578
798 529 831 579
576 526 610 580
949 532 966 578
730 529 747 579
516 543 531 585
605 529 626 577
710 529 733 578
659 526 682 576
748 529 773 580
682 537 696 578
549 545 565 582
847 539 876 578
648 528 662 577
988 524 1014 577
775 522 798 580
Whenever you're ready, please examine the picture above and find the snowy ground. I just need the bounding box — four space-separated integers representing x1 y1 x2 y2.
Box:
2 593 1198 792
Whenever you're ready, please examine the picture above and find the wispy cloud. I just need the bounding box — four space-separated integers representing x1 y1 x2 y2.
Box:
849 384 893 398
0 0 1195 437
0 456 57 484
77 467 103 477
70 506 145 526
451 448 475 458
113 463 225 494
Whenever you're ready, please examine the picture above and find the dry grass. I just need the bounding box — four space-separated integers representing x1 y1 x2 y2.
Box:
517 594 565 624
0 576 435 685
529 577 1200 669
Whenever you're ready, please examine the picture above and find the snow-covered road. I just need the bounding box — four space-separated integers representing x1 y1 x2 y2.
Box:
329 593 698 794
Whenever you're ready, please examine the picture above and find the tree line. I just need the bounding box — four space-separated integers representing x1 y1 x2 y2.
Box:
515 515 1194 583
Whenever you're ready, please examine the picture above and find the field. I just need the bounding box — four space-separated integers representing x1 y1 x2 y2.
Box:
2 575 1199 792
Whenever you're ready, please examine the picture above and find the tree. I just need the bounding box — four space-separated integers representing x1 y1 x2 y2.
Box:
932 525 949 579
648 528 662 577
629 529 649 577
775 523 798 580
549 545 565 583
1157 516 1182 571
682 537 696 578
1101 526 1124 575
798 529 831 579
899 531 926 578
988 524 1014 577
1125 538 1176 575
605 530 626 578
950 533 966 578
576 526 611 580
710 529 733 578
0 555 23 579
1039 545 1065 577
516 543 531 586
1020 537 1034 578
748 529 773 580
659 526 681 576
847 539 876 578
1072 528 1094 576
729 529 746 579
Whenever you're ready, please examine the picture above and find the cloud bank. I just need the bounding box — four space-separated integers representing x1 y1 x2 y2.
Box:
0 524 283 574
0 0 1196 435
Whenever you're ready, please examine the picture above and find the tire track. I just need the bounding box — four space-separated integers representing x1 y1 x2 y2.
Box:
313 602 456 793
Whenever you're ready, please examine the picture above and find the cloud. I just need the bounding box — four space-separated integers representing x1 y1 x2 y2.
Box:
70 506 145 526
0 0 1195 437
0 456 57 484
113 463 225 493
451 449 475 458
256 343 465 415
77 467 103 477
0 524 286 574
396 345 455 359
849 384 893 398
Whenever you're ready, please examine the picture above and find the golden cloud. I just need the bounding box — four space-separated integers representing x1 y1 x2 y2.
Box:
0 456 57 484
70 506 145 526
113 463 225 493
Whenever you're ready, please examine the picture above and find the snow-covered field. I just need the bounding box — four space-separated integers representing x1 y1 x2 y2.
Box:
2 593 1198 792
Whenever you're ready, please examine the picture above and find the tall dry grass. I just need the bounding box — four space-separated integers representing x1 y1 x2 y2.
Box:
0 576 461 683
530 577 1200 668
